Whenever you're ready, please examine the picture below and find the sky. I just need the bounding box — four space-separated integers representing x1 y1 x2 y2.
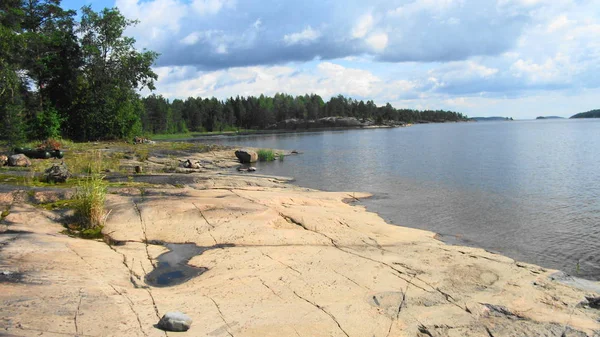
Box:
61 0 600 119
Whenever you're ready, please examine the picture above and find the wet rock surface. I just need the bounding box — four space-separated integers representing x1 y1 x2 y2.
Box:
144 243 234 287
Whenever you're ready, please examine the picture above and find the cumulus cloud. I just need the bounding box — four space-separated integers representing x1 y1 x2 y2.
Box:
283 26 321 45
117 0 534 69
191 0 235 15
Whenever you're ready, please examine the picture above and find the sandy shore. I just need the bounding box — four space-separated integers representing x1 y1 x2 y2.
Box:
1 149 599 336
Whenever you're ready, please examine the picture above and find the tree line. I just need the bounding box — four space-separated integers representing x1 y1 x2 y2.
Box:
1 0 467 144
141 93 469 134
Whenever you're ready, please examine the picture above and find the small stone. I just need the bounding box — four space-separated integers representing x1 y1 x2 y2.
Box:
0 155 7 166
134 166 143 174
8 154 31 167
157 312 192 332
248 167 257 172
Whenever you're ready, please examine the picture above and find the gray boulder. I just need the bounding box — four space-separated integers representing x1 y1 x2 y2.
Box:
44 163 71 183
157 311 192 332
8 154 31 167
235 149 258 163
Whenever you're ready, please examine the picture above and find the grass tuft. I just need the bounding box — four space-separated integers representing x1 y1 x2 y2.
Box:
74 174 107 229
257 149 276 162
278 153 285 161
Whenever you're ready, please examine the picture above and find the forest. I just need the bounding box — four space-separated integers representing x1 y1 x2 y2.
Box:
1 0 467 145
570 109 600 119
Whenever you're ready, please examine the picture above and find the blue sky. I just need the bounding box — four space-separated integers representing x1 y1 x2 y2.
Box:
63 0 600 118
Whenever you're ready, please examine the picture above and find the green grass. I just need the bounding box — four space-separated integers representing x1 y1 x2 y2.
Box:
1 206 10 220
149 129 256 140
37 199 77 211
257 149 276 162
278 153 285 161
74 174 107 229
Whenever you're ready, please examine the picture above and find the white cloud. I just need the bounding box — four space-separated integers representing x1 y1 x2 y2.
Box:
180 32 202 45
352 13 374 38
547 15 572 32
116 0 187 45
191 0 235 15
366 33 389 51
283 26 321 45
151 61 422 103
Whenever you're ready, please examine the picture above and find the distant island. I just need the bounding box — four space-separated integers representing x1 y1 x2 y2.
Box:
536 116 564 120
571 109 600 119
470 117 513 121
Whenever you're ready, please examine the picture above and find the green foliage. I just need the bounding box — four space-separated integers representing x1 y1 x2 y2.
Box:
135 93 467 135
257 149 276 162
74 174 107 229
1 205 10 220
30 107 63 140
278 153 285 161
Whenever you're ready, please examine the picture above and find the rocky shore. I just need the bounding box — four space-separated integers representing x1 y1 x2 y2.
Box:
1 147 599 336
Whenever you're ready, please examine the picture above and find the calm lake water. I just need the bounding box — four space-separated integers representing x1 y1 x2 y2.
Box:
195 119 600 280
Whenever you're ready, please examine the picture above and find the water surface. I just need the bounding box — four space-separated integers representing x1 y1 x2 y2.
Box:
195 120 600 279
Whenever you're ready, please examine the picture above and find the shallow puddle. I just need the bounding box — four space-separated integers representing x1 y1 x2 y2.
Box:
144 243 234 287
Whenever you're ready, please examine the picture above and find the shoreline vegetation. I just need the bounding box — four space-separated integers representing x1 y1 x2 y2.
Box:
571 109 600 119
1 140 600 336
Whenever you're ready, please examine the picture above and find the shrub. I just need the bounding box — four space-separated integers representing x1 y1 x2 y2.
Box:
257 149 275 162
30 107 63 140
74 174 107 229
37 138 62 151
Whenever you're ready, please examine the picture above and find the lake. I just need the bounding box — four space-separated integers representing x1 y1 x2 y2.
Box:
194 119 600 280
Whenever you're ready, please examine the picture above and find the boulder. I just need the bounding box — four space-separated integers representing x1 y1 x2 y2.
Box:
44 164 71 183
0 155 7 166
8 154 31 167
235 149 258 163
157 312 192 332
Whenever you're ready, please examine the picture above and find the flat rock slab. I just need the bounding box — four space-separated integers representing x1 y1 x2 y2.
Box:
2 173 600 337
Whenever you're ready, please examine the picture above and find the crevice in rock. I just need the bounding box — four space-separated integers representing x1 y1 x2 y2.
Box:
386 277 411 337
132 199 156 269
291 290 350 337
417 324 434 337
192 202 215 229
480 303 527 320
74 289 83 336
208 296 234 337
332 269 370 290
261 251 302 275
108 284 147 336
258 277 283 299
